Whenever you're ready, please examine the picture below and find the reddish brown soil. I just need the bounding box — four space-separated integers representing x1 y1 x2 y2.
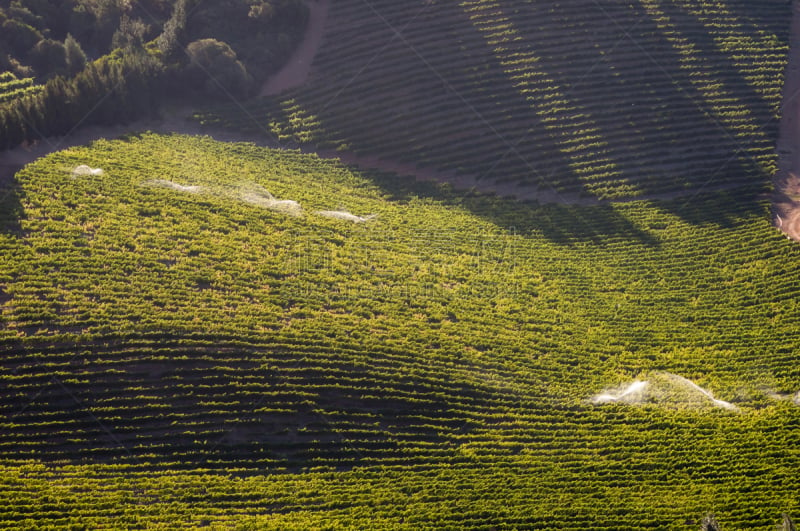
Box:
774 0 800 240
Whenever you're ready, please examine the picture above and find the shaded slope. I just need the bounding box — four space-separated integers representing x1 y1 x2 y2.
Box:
196 0 790 201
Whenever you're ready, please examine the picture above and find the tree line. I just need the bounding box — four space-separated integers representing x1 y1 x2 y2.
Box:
0 0 308 150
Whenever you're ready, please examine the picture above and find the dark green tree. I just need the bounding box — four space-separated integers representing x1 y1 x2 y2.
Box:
71 0 121 53
8 3 42 30
27 38 67 78
1 19 43 56
184 38 251 100
64 33 87 76
157 0 191 62
111 15 149 51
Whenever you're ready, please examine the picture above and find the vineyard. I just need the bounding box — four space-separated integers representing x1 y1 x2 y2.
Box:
195 0 790 201
0 73 42 105
0 133 799 527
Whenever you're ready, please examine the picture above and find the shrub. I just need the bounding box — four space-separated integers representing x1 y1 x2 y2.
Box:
184 38 251 100
27 38 67 78
1 19 42 56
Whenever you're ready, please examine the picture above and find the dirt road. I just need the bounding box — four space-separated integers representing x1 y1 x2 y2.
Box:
774 0 800 240
0 0 777 209
261 0 329 96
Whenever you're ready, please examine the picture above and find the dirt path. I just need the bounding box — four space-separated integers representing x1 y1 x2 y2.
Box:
774 0 800 240
317 150 596 205
316 149 748 205
0 105 750 207
260 0 329 96
0 0 759 208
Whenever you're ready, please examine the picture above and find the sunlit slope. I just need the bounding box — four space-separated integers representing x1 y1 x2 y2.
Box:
1 134 800 527
196 0 789 200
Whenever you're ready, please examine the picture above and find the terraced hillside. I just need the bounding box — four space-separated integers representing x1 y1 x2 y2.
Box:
1 134 799 527
196 0 790 200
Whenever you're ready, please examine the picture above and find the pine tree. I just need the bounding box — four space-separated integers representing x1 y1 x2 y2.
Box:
157 0 189 62
64 33 86 76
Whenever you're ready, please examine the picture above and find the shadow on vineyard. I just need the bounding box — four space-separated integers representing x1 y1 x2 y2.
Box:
368 171 662 246
199 0 788 211
0 0 798 525
724 1 791 42
0 172 23 236
2 61 799 520
655 188 766 230
657 1 781 125
484 201 661 246
1 342 486 470
483 1 777 199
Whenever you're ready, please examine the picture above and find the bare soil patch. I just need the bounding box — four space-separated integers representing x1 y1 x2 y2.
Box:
774 0 800 240
261 0 330 96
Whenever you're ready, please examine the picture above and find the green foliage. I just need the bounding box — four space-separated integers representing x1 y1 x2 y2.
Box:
0 19 43 55
10 0 62 35
1 134 800 527
197 0 789 200
185 38 251 99
111 15 150 52
0 52 163 149
7 4 42 29
156 0 192 62
0 0 795 527
64 33 87 76
26 38 67 78
0 0 308 150
0 72 43 104
184 0 308 83
71 0 121 53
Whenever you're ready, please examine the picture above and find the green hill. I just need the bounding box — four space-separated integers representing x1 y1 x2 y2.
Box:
196 0 790 200
1 133 799 528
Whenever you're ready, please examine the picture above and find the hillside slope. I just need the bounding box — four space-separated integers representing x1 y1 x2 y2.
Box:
196 0 790 201
1 134 799 527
